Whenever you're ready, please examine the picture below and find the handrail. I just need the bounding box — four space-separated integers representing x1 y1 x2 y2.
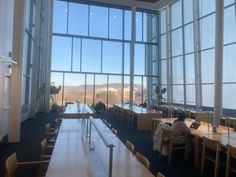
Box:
89 117 114 148
0 54 17 64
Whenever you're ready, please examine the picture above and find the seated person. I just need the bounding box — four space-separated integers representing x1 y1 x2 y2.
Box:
94 101 106 111
171 112 191 136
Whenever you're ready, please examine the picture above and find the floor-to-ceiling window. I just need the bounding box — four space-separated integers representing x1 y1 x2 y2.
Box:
159 0 236 114
51 0 158 107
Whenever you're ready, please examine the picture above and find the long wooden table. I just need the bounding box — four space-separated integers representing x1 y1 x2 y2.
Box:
115 104 162 131
64 103 95 118
46 119 155 177
152 118 236 168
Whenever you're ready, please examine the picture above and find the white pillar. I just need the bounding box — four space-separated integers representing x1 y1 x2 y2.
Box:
130 6 136 106
9 0 25 142
30 0 41 117
213 0 224 127
41 0 53 113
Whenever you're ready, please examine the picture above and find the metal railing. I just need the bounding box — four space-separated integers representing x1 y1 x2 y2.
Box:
88 117 115 177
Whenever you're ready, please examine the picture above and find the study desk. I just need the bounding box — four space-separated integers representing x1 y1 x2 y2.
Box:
152 118 236 168
64 103 95 118
115 104 162 131
46 119 155 177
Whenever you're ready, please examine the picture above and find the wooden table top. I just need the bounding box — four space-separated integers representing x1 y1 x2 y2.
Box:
115 104 161 114
64 104 95 118
46 119 154 177
153 118 236 147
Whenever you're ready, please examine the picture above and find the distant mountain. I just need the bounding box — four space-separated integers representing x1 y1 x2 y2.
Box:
64 83 143 91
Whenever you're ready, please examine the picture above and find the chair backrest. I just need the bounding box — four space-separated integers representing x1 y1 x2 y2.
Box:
228 144 236 159
111 128 117 135
203 136 221 151
106 122 111 128
125 140 135 154
161 127 172 142
5 153 17 177
136 152 151 170
157 172 165 177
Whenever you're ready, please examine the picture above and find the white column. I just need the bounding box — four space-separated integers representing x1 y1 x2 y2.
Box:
9 0 25 142
166 7 171 105
213 0 224 127
44 0 53 113
129 6 136 106
30 0 41 117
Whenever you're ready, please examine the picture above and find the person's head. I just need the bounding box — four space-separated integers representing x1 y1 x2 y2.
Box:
177 112 185 121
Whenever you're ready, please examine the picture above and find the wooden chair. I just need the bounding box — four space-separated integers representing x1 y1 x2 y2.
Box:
4 153 49 177
225 144 236 177
111 128 118 135
159 127 188 164
135 152 151 170
44 123 58 144
125 140 135 154
106 122 111 129
201 136 221 177
157 172 165 177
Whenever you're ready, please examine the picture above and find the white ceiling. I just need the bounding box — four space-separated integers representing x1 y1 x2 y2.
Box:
86 0 177 11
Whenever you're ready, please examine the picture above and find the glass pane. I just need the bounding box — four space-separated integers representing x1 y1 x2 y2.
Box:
199 0 215 17
134 76 142 105
124 43 130 74
82 39 101 73
124 76 130 103
171 28 183 56
95 75 107 105
223 84 236 109
50 72 63 106
172 56 183 84
185 54 195 84
86 74 94 105
64 73 85 104
202 84 214 107
160 9 166 34
184 23 194 54
151 14 158 42
173 85 184 104
108 75 122 106
143 77 147 104
125 10 131 41
224 0 234 6
161 60 167 85
134 44 145 75
200 15 215 50
143 13 148 42
53 1 67 33
136 12 143 41
186 85 196 105
223 44 236 82
109 8 122 39
90 6 108 38
184 0 193 24
224 6 236 44
152 61 157 75
51 36 72 71
72 38 80 72
201 49 215 83
160 34 166 59
171 1 182 29
102 41 122 74
68 3 88 36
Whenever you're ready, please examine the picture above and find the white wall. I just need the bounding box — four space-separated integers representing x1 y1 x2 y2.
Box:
0 0 15 141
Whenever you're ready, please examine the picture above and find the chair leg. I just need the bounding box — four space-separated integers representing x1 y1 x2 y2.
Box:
225 153 230 177
214 150 220 177
201 145 206 175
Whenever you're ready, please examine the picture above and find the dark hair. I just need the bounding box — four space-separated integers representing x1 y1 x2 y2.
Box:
177 112 185 121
